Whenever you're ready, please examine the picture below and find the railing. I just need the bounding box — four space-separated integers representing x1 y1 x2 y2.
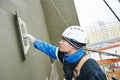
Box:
85 48 120 80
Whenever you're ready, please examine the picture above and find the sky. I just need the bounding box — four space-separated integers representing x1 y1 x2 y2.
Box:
74 0 120 28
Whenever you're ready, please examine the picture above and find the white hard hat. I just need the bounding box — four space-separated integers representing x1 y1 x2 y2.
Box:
62 25 87 48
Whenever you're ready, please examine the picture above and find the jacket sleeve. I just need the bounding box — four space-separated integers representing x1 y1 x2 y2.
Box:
33 40 59 59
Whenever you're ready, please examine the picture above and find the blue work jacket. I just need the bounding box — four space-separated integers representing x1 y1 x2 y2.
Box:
33 40 107 80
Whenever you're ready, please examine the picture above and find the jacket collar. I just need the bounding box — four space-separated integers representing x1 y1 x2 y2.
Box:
64 48 84 63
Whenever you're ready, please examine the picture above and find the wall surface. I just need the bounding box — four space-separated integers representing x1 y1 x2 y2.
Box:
0 0 79 80
41 0 79 45
0 0 52 80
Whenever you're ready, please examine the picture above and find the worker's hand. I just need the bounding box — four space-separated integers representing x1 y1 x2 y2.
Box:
23 34 36 43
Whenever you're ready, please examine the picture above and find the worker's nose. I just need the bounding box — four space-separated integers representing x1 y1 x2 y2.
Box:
59 39 63 45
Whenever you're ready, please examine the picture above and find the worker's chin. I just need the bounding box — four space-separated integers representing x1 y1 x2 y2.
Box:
59 48 62 52
59 48 65 52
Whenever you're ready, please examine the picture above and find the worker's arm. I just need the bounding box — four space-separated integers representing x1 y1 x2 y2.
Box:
34 40 59 59
23 34 59 59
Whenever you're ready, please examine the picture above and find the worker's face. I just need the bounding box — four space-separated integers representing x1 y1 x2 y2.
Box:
59 38 76 54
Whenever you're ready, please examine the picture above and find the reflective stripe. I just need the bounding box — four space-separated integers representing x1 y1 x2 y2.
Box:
55 47 59 60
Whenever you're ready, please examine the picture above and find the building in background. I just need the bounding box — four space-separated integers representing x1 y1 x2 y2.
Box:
87 19 120 44
74 0 120 44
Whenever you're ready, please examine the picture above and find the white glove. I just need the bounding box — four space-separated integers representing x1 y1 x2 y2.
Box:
23 34 36 43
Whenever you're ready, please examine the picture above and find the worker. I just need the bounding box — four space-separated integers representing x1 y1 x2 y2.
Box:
23 25 107 80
